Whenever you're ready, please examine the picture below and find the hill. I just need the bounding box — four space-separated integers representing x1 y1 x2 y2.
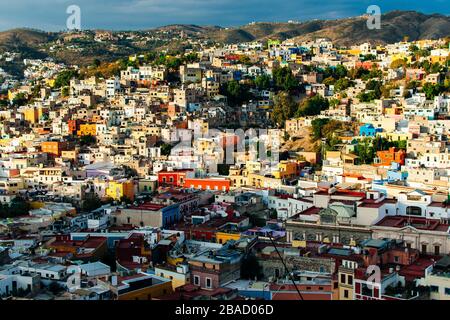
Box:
203 11 450 45
0 11 449 78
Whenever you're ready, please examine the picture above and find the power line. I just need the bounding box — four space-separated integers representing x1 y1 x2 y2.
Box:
267 234 304 300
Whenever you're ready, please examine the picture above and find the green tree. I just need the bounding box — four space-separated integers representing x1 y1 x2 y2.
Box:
254 74 271 90
334 78 354 92
92 59 101 68
296 95 329 117
12 92 28 106
61 86 69 97
158 142 173 156
422 82 445 100
271 91 298 127
80 135 96 146
54 69 79 88
82 193 103 212
0 197 30 219
240 254 263 280
273 67 298 91
311 118 330 141
221 80 252 106
355 138 376 164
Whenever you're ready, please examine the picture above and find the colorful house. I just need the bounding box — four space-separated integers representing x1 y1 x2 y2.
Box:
184 178 231 192
77 123 97 136
106 180 135 201
374 147 406 167
359 124 382 137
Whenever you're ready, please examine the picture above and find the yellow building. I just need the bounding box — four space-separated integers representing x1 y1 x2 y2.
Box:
291 239 306 248
106 180 135 201
378 131 412 142
338 262 357 300
228 168 248 188
339 49 361 56
154 265 190 290
0 179 24 194
216 231 241 244
46 79 56 88
61 150 78 161
247 173 282 189
115 274 173 300
272 161 299 180
77 123 97 136
23 108 39 124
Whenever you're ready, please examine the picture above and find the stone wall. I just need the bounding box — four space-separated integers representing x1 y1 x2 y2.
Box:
258 255 335 281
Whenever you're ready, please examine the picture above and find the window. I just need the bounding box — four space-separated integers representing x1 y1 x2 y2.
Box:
406 206 422 216
206 278 212 289
445 288 450 295
193 275 200 286
430 286 439 293
274 268 280 278
394 256 400 263
344 289 349 298
347 275 353 285
340 274 346 284
421 244 427 254
435 245 440 255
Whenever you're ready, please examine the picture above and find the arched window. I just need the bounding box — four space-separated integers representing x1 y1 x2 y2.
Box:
406 206 422 216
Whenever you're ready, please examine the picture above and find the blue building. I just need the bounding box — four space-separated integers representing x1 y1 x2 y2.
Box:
387 169 408 182
161 204 181 228
359 124 383 137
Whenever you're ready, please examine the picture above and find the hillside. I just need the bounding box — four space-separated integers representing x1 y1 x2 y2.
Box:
203 11 450 45
0 10 449 78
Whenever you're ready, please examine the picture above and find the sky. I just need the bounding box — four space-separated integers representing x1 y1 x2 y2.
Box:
0 0 449 31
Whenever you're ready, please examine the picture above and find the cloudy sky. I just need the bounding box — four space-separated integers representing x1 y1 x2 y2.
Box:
0 0 449 31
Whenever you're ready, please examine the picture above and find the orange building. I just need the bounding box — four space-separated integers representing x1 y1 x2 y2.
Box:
41 141 67 157
374 147 406 167
68 119 81 135
184 178 231 192
77 123 97 136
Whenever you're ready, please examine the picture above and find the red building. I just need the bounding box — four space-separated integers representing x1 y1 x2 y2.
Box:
157 169 193 187
184 178 231 192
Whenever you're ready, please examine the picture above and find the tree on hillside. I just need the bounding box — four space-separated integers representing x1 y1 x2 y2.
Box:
271 91 298 127
221 80 252 106
334 78 354 92
0 197 30 219
12 92 28 106
273 67 298 92
254 74 271 90
296 95 329 117
54 69 79 88
354 138 376 164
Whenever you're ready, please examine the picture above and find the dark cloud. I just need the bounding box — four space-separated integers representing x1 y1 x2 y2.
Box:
0 0 448 31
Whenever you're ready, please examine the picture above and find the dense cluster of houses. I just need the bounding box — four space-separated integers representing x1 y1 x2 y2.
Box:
0 32 450 300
